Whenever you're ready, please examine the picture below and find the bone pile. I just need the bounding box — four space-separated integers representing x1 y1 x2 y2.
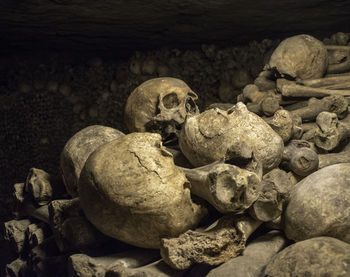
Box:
3 33 350 277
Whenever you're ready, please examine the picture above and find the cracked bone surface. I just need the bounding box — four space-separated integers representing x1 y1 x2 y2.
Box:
288 95 348 121
60 125 124 197
268 34 328 80
2 219 32 254
178 160 262 214
284 163 350 243
179 103 284 172
68 248 160 277
160 214 262 270
282 140 319 177
314 112 350 150
124 77 199 141
78 132 206 248
264 237 350 277
25 168 53 206
249 168 293 222
277 78 350 97
206 231 288 277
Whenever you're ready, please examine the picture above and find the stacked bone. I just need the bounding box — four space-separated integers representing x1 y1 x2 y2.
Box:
3 34 350 277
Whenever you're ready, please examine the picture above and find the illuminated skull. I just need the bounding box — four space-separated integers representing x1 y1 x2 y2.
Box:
124 77 199 142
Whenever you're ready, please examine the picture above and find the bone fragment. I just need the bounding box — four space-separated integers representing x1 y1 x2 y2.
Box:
247 96 281 116
165 147 193 168
26 222 51 249
314 112 350 151
68 249 160 277
160 214 262 270
289 95 348 121
282 140 319 176
5 258 27 277
2 219 31 254
206 231 289 277
179 160 262 214
249 169 293 222
277 79 350 97
254 70 277 91
264 109 293 143
49 198 111 252
25 168 53 206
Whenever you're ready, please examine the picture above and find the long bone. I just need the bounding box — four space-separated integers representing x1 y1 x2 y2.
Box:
288 95 348 121
326 45 350 74
178 160 262 214
277 79 350 97
160 214 262 270
314 112 350 151
282 140 319 177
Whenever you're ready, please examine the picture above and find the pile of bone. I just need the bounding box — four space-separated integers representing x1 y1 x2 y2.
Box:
3 34 350 277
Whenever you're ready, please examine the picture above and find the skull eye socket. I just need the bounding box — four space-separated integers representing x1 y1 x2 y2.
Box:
163 92 180 109
185 97 197 114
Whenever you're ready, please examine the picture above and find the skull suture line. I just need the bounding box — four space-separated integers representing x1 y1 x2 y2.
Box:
124 77 199 142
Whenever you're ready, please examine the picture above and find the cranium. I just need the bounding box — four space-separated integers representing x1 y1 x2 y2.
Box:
124 77 199 142
78 132 206 248
268 34 328 80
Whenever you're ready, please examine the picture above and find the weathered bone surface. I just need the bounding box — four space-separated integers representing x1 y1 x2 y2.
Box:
26 222 51 249
264 237 350 277
106 259 185 277
288 95 348 121
284 163 350 243
160 214 261 270
78 132 206 248
318 145 350 168
2 219 31 254
124 77 199 141
326 45 350 74
206 231 288 277
315 112 350 151
60 125 125 197
264 109 294 143
5 258 27 277
68 249 160 277
254 70 276 91
300 74 350 88
49 198 111 252
25 168 53 206
277 78 350 97
282 140 319 177
249 168 292 222
179 103 284 172
179 160 262 214
268 34 328 80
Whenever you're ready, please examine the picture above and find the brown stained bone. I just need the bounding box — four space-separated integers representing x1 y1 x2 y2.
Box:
314 112 350 151
49 198 111 252
25 168 53 206
160 214 262 270
277 78 350 97
249 169 293 222
178 160 262 214
2 219 31 254
282 140 319 177
106 260 185 277
246 96 281 117
300 74 350 88
318 150 350 169
264 109 293 143
289 95 348 122
165 147 193 168
68 249 160 277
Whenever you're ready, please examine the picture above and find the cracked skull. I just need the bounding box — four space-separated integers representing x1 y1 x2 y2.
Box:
78 132 205 249
124 77 199 142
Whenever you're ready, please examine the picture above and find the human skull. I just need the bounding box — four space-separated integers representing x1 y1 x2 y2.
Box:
78 132 206 249
268 34 328 80
179 103 284 172
124 77 199 142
